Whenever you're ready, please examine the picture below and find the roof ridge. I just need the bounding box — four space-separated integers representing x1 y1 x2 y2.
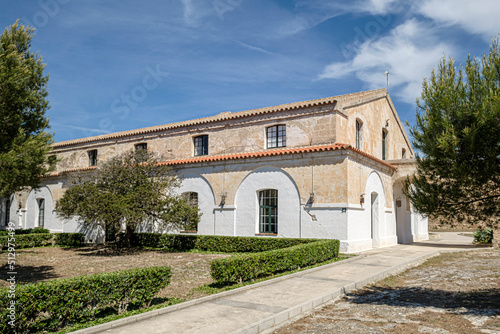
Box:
52 89 387 148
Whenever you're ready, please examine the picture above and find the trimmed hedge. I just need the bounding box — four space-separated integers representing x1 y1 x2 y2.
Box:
132 233 319 253
196 235 317 253
210 239 340 283
0 228 50 236
0 266 172 333
55 233 85 247
133 233 197 251
0 233 53 250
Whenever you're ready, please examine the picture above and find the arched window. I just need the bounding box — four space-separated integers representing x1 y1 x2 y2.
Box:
402 148 407 159
182 192 199 231
355 119 363 150
259 189 278 234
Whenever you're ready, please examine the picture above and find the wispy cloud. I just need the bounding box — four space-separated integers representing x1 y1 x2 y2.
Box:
416 0 500 40
319 19 453 103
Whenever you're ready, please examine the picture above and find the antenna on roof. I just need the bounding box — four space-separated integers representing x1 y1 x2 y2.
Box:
385 71 389 91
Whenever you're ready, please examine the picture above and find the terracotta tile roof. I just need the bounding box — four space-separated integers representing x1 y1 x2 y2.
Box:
158 143 351 166
47 143 395 176
46 165 97 177
159 144 395 170
52 88 388 148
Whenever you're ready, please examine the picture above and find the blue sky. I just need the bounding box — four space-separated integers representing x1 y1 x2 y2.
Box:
1 0 499 143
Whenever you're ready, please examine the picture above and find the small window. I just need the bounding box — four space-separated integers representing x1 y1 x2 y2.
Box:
182 192 199 231
37 199 45 228
382 130 388 160
135 143 147 150
88 150 98 167
402 148 407 159
194 135 208 156
259 189 278 234
355 120 363 150
267 125 286 148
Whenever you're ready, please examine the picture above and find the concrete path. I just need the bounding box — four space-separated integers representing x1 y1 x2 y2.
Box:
74 233 490 334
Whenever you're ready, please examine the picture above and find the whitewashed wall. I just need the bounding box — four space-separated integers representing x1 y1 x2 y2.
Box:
234 166 301 237
177 172 216 235
26 187 59 231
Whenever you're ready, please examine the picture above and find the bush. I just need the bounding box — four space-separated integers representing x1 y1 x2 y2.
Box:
0 228 50 236
0 266 172 333
196 235 318 253
210 239 340 284
133 233 319 253
474 228 493 243
55 233 85 247
132 233 197 251
0 233 53 250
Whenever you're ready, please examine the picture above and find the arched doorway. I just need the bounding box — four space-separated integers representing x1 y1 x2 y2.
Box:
393 179 412 243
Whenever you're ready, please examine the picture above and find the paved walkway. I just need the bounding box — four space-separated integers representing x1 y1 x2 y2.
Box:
74 233 490 334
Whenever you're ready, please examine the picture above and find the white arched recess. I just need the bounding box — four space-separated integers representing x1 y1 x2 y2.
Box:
175 173 216 235
234 166 301 237
395 182 429 243
347 171 396 252
26 186 60 231
393 179 413 243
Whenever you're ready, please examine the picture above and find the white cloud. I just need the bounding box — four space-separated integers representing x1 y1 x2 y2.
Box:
417 0 500 39
319 19 453 103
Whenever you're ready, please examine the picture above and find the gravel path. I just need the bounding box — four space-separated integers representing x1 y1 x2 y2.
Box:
273 249 500 334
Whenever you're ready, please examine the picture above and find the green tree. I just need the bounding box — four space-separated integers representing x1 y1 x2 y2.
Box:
56 149 200 247
406 41 500 244
0 20 53 198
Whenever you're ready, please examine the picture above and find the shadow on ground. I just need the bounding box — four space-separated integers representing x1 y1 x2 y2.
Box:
0 263 57 283
348 286 500 314
59 246 167 257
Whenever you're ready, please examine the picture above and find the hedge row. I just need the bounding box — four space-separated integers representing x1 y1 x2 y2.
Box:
0 233 53 250
133 233 197 251
132 233 319 253
0 228 50 236
0 266 172 333
210 239 340 283
196 235 317 252
55 233 85 247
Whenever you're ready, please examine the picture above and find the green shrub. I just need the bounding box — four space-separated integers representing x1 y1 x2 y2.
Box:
132 233 197 251
132 232 161 248
474 228 493 243
0 233 53 250
0 266 171 333
55 233 85 247
132 233 319 253
196 235 318 253
159 234 197 251
0 228 50 236
210 239 340 283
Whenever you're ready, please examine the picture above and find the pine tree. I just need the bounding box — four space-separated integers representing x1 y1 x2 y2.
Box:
407 41 500 246
0 20 53 198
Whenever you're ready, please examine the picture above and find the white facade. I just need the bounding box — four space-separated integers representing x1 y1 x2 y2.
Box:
0 89 429 252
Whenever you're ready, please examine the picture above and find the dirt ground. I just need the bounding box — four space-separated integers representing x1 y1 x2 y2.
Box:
0 246 230 300
274 249 500 334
